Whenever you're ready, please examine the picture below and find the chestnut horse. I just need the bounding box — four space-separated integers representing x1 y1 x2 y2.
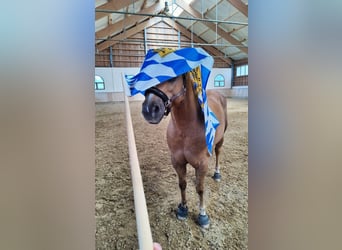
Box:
142 72 227 228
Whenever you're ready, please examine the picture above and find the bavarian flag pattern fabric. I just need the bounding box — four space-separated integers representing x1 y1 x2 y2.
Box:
125 47 220 155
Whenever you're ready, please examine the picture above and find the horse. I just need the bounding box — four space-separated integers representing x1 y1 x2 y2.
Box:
141 71 228 228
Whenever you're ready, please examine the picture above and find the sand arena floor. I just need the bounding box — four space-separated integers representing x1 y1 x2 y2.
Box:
95 98 248 249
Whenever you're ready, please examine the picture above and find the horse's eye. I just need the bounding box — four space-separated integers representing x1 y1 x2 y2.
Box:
168 77 177 83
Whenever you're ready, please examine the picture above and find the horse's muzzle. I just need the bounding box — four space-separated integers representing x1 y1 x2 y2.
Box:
142 94 165 124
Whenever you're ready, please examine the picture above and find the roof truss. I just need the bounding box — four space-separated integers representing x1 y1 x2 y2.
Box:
95 0 248 62
96 1 164 39
227 0 248 17
96 0 139 20
175 0 248 54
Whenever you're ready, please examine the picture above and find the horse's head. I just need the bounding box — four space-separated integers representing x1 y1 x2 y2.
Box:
142 74 186 124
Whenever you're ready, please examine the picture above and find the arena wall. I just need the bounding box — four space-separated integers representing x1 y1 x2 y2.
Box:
95 67 246 102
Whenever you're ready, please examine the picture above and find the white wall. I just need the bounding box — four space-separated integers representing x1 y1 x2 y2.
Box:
95 67 141 102
95 67 140 93
95 67 235 102
207 68 232 89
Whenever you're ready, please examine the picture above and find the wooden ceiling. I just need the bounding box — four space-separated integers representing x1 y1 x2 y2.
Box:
95 0 248 66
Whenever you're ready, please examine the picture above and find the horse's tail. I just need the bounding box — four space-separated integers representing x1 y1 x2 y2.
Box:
222 96 228 132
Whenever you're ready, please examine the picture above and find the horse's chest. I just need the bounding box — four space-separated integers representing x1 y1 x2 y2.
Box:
167 126 207 162
168 128 203 145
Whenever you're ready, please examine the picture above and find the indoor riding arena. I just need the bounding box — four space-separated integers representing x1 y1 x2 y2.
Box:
95 0 248 249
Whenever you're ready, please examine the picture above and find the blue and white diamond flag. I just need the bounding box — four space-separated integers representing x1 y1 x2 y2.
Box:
125 47 220 155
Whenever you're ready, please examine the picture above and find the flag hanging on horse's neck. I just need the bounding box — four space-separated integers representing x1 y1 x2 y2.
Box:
125 47 220 155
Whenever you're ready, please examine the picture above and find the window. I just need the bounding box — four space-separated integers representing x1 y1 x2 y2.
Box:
95 75 105 90
236 65 248 77
214 74 225 87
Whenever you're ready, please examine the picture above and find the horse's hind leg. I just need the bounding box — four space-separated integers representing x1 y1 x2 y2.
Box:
212 138 224 182
172 158 188 220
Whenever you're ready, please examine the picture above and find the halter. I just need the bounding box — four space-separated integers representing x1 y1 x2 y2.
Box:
144 75 186 116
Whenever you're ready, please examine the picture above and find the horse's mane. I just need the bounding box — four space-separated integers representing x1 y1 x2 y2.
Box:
184 72 204 123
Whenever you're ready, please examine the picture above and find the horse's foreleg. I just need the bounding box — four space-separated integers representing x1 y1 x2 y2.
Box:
177 166 187 207
172 160 188 220
196 166 210 228
213 138 224 182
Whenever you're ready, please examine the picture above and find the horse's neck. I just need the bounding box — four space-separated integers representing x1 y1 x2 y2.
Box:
171 83 203 127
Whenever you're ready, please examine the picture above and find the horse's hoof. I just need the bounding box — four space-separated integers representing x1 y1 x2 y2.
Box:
198 214 210 229
212 172 221 182
176 203 188 220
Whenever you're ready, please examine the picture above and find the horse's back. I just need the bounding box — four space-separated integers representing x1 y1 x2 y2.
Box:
206 90 228 142
207 89 226 108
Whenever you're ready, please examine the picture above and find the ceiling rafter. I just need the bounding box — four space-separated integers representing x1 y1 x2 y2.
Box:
96 2 164 40
96 0 140 20
223 11 248 34
175 0 248 54
227 28 237 35
227 0 248 17
208 36 222 45
196 27 210 37
97 17 163 51
163 19 232 65
95 0 248 62
182 0 225 31
224 9 241 21
235 57 248 65
141 0 148 9
203 0 225 16
190 9 240 35
97 16 232 66
229 50 244 57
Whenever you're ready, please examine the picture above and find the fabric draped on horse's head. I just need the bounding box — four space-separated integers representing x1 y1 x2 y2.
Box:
125 47 220 155
190 66 204 108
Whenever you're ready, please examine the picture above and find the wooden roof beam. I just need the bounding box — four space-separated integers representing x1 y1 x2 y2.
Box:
96 2 164 39
96 0 139 20
163 19 232 66
97 17 163 51
227 0 248 17
175 0 248 54
141 0 148 9
203 0 224 16
229 51 244 57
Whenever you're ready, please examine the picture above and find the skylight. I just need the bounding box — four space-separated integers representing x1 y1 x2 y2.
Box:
169 4 183 17
168 0 193 17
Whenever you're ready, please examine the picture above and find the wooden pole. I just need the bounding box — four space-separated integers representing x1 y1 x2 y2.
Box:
121 74 153 250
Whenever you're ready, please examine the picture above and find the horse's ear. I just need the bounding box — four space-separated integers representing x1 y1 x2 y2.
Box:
185 72 194 87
